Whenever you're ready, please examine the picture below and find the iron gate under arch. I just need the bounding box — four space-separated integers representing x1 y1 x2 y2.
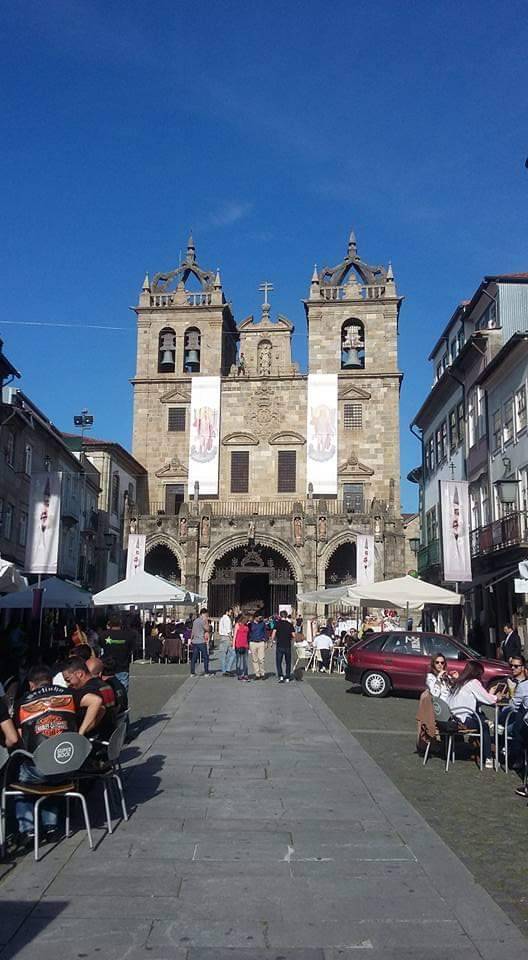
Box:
208 545 296 617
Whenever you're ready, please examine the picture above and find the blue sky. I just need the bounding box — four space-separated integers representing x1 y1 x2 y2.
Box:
1 0 527 510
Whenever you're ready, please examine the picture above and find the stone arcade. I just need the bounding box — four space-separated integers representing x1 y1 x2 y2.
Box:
131 232 405 614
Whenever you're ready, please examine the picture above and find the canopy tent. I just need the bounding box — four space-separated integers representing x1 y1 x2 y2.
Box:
297 584 355 604
92 571 204 658
0 559 27 595
345 575 463 609
0 576 92 610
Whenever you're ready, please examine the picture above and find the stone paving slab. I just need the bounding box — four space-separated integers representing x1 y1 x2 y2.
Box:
1 672 527 958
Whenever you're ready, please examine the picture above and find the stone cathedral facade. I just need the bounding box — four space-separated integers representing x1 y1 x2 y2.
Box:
132 232 405 614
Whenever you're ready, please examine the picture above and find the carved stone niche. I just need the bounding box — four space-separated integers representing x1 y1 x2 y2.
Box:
292 515 304 546
200 514 210 547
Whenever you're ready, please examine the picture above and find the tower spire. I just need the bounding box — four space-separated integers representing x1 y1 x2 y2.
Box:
348 230 357 256
311 264 319 284
142 271 150 292
186 231 196 264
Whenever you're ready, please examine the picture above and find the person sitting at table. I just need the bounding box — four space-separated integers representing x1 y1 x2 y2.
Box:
314 630 333 672
447 660 501 768
497 656 528 773
425 653 458 700
62 657 117 742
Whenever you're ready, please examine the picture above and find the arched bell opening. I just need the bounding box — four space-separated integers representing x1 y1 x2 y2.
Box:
341 320 365 370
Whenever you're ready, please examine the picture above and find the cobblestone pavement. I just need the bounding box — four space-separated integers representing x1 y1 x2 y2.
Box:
1 659 527 959
307 674 528 939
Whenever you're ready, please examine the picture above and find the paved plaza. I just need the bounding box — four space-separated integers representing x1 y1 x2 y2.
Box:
1 666 527 959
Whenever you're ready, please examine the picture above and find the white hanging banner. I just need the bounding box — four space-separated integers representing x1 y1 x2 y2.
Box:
306 373 338 494
126 534 146 578
25 472 62 575
440 480 472 582
356 534 375 585
188 376 221 495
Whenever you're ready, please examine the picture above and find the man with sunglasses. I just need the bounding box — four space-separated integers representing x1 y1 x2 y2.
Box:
497 656 528 788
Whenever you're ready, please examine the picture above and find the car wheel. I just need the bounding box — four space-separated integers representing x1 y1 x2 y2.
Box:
361 670 390 698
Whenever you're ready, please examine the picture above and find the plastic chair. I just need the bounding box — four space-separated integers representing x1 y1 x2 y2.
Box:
293 642 314 672
422 699 484 772
77 719 129 834
0 733 94 861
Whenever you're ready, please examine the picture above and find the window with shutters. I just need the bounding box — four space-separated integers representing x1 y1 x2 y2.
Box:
343 403 362 429
343 483 364 513
168 407 186 432
277 450 296 493
230 451 249 493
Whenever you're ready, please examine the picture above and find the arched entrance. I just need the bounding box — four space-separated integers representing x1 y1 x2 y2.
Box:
208 545 297 617
145 544 182 582
325 541 357 586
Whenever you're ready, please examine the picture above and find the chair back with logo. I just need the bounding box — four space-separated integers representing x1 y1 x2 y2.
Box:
32 733 93 776
431 696 459 732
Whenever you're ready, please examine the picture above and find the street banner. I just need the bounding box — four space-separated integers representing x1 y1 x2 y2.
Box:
126 534 146 578
25 472 62 574
440 480 472 582
188 376 221 495
306 373 338 494
356 534 375 585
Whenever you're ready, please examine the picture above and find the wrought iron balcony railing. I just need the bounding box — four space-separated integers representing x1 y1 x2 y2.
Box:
417 538 440 574
470 510 528 557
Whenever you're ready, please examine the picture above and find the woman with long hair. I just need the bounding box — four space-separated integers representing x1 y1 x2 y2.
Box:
425 653 458 700
448 660 498 767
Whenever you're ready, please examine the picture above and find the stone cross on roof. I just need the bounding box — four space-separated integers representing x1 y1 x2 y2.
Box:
259 281 274 305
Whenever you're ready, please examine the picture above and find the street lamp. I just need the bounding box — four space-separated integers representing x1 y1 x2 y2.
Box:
495 457 521 506
409 537 420 556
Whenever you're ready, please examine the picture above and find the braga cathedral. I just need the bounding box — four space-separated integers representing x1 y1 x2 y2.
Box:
132 231 406 615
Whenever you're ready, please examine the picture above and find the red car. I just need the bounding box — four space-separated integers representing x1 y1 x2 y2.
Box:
345 631 511 697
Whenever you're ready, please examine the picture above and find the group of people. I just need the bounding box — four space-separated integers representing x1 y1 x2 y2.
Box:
192 608 297 682
421 626 528 791
0 616 134 851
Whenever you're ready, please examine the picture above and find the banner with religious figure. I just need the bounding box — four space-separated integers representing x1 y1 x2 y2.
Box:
440 480 472 582
25 472 62 575
188 376 221 495
356 534 375 585
126 534 146 578
306 374 338 495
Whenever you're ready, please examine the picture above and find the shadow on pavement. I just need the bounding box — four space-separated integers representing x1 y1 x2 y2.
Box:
0 901 67 959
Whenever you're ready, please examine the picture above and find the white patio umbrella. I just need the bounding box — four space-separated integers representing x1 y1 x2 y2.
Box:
0 559 27 594
297 584 356 604
0 576 92 609
92 571 204 658
345 575 463 610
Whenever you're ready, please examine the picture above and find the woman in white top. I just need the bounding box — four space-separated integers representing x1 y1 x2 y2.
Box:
425 653 457 700
447 660 498 766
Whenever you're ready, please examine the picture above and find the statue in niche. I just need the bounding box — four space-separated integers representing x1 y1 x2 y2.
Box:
248 520 255 542
293 515 303 545
129 518 137 534
318 516 327 539
201 515 210 546
179 516 188 539
257 340 272 377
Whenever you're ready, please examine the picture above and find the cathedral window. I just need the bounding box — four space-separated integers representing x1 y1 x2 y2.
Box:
343 483 364 513
341 320 365 370
230 451 249 493
257 339 272 377
183 327 201 373
5 431 15 468
277 450 296 493
168 407 186 432
343 404 362 430
158 328 176 373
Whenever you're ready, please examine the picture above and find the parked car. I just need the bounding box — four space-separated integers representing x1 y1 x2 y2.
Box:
345 631 511 697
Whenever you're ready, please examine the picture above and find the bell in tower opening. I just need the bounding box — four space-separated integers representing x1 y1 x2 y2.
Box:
341 320 365 370
158 328 176 373
183 327 201 373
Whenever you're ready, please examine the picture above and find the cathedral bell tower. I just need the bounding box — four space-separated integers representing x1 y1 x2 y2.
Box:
304 231 403 510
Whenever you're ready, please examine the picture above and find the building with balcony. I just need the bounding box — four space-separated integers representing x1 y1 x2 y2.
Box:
0 386 101 589
131 231 406 614
411 274 528 647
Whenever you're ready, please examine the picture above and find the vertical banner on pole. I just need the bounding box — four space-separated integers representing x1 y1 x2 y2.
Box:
356 534 375 585
306 373 338 495
25 472 62 574
188 376 221 495
126 534 146 578
440 480 472 582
